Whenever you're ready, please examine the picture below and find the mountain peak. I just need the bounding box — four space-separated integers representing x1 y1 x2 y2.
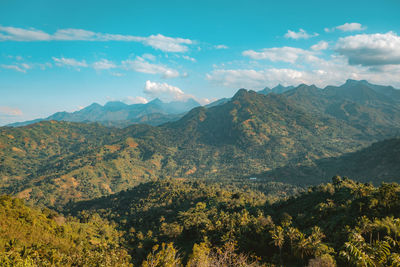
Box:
148 98 163 105
83 102 103 111
104 101 128 109
232 88 251 99
344 79 370 87
183 98 201 105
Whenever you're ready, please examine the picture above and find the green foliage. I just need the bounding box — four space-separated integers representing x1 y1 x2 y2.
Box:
141 243 181 267
0 195 131 266
67 177 400 266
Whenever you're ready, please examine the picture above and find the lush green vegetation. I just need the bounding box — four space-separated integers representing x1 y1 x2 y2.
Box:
66 177 400 266
0 195 131 266
261 137 400 185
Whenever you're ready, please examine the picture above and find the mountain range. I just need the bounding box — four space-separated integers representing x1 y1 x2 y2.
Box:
8 97 201 127
1 79 400 208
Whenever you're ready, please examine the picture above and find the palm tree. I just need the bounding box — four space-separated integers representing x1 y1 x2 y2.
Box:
286 227 300 254
270 226 285 263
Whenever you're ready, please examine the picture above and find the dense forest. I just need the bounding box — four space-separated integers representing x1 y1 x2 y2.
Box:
2 80 400 266
3 177 400 266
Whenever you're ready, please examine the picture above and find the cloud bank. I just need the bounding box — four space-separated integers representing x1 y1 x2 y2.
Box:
0 26 193 52
336 32 400 66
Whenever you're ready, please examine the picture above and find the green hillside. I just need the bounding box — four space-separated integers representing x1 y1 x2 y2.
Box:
261 137 400 185
0 195 131 266
67 177 400 266
2 82 400 208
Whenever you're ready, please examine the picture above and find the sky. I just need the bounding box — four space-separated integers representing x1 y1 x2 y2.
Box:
1 0 400 125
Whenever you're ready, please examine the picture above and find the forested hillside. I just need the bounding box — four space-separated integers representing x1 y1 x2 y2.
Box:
2 81 400 208
0 195 131 266
66 177 400 266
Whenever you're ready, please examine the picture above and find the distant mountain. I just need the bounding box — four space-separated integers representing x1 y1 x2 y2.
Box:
205 97 231 108
283 80 400 137
258 84 295 95
8 98 201 127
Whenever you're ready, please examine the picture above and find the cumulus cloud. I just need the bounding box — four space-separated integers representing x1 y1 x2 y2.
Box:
325 23 366 33
0 26 193 52
336 32 400 66
144 80 189 101
311 41 329 51
0 106 23 116
284 29 318 40
122 57 179 78
243 47 316 64
52 57 88 69
92 59 116 70
206 69 307 89
206 53 400 90
336 22 366 32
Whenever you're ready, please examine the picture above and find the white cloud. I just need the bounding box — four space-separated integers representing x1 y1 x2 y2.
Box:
325 23 366 33
142 53 156 61
206 68 307 89
123 96 149 104
198 98 211 105
336 32 400 66
141 34 192 52
182 55 196 62
336 22 366 32
143 81 207 103
52 57 88 69
207 53 400 90
0 106 22 116
122 57 179 78
311 41 329 51
92 59 116 70
243 47 315 63
52 28 98 40
111 72 124 77
0 26 50 41
0 64 27 73
284 29 318 40
144 80 189 101
0 26 194 52
214 44 229 49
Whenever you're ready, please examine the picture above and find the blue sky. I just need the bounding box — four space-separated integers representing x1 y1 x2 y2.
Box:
1 0 400 125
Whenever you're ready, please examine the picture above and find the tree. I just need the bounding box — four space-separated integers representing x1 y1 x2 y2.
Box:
142 243 182 267
270 226 285 262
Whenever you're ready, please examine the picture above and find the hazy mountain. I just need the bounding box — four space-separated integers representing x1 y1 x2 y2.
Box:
283 80 400 137
205 97 231 108
8 98 201 127
258 84 295 95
